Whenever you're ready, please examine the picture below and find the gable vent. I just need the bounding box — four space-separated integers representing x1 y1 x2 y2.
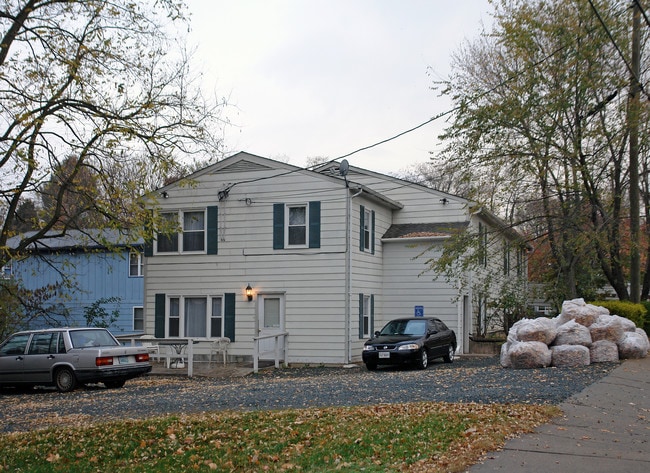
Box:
215 160 273 174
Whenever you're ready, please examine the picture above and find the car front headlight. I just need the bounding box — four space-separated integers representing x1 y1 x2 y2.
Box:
398 343 420 351
363 345 375 351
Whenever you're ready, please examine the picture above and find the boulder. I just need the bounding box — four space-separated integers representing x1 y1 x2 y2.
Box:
618 331 650 359
554 320 592 347
589 340 619 363
508 341 551 369
516 317 557 345
555 298 606 327
551 345 591 367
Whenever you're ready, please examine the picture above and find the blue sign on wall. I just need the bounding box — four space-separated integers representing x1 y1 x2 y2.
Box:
414 305 424 317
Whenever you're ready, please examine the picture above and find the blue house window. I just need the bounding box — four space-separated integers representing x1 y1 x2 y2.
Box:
129 250 143 277
133 307 144 331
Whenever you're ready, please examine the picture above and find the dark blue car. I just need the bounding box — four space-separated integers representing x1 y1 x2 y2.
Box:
362 317 457 371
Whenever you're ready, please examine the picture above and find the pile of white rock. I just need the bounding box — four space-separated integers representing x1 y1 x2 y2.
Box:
501 298 650 369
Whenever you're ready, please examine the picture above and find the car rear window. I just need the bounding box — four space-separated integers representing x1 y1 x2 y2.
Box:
70 330 119 348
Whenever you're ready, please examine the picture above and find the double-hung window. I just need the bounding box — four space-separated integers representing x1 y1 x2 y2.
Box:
133 307 144 331
273 201 320 250
156 210 206 254
157 212 179 253
183 211 205 252
359 293 374 338
129 250 143 277
287 204 307 247
166 295 224 338
359 205 375 253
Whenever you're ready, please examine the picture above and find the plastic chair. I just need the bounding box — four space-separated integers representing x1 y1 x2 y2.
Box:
209 337 230 366
140 335 160 362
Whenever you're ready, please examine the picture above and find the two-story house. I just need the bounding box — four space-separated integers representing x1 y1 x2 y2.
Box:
144 152 526 364
7 230 145 333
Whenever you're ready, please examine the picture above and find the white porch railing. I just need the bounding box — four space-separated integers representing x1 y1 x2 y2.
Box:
253 331 288 373
116 334 212 378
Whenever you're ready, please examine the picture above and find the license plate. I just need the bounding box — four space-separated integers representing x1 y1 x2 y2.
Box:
379 352 390 359
119 356 130 364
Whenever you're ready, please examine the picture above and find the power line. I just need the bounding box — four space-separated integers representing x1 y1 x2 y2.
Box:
588 0 649 98
632 0 650 29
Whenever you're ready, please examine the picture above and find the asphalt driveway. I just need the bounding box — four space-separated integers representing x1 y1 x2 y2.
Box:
0 356 619 433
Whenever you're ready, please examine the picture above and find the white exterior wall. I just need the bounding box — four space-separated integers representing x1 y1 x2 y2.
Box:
381 239 461 333
346 170 470 224
144 159 352 364
143 154 520 364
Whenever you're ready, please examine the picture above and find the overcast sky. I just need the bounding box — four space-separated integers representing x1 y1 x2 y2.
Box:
186 1 492 174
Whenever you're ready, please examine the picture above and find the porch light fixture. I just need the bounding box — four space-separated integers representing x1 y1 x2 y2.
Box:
245 284 253 301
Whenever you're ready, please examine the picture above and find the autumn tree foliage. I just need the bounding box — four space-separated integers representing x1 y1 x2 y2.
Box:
431 0 649 305
0 0 225 333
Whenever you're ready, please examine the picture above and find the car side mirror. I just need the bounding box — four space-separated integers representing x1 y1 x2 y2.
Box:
374 331 381 337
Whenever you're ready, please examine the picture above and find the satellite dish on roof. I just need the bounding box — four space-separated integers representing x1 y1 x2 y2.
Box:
339 159 349 177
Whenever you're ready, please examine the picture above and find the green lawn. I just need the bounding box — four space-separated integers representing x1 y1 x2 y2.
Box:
0 402 558 472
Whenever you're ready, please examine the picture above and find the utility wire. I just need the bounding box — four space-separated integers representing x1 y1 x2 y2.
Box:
224 2 642 192
632 0 650 29
588 0 649 98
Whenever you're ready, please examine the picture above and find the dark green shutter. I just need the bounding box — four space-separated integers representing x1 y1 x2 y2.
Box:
359 205 365 251
207 206 218 255
359 293 364 339
273 203 285 249
144 210 154 257
370 294 375 334
154 293 165 338
371 210 375 255
309 201 321 248
224 293 236 342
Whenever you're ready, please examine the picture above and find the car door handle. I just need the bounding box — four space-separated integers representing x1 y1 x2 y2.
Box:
47 355 55 359
15 356 23 361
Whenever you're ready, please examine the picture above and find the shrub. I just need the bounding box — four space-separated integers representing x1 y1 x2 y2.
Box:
640 301 650 333
591 300 646 329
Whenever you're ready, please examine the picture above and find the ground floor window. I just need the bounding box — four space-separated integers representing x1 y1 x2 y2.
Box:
359 293 374 338
133 306 144 331
167 296 224 338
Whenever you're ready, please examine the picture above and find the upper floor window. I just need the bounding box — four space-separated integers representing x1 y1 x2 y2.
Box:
359 205 375 253
129 250 143 277
183 211 205 252
273 201 320 250
287 204 307 247
156 210 206 254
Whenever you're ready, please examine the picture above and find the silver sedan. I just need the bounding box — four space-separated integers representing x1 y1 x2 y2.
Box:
0 327 152 392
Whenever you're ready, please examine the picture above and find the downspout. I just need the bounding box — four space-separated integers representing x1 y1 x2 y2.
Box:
346 187 363 363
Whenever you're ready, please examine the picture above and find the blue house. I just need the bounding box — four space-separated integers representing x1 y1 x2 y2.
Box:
7 230 144 334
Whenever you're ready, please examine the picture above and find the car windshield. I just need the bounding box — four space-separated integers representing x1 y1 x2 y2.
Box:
380 320 426 336
70 329 119 348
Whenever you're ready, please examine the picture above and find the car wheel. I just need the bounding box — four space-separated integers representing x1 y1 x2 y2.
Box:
54 367 77 392
443 344 455 363
365 362 377 371
416 348 428 370
104 379 126 389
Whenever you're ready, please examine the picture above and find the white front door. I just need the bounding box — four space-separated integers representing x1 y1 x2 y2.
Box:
258 294 285 360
